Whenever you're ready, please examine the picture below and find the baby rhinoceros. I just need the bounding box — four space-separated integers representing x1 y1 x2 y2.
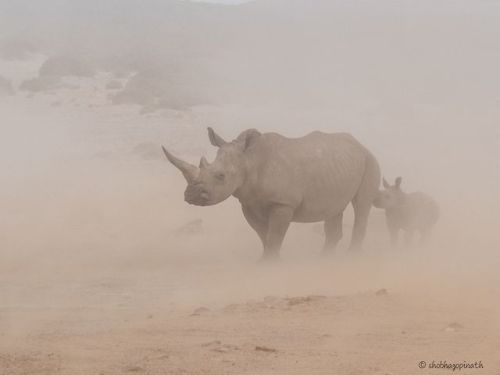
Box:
373 177 439 247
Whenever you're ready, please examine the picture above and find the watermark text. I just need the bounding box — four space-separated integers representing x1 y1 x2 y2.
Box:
419 361 484 371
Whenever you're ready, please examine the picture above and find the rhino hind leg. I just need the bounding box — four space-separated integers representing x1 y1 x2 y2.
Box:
349 202 371 251
349 185 377 251
323 213 343 254
349 153 380 251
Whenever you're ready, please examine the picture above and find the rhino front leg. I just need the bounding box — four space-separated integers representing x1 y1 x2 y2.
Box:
241 205 268 248
262 205 294 260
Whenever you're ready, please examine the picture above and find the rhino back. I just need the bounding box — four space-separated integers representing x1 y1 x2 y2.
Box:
388 192 440 230
239 132 371 222
407 192 440 227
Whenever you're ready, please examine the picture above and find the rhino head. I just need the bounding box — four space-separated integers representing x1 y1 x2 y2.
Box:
162 127 261 206
373 176 405 209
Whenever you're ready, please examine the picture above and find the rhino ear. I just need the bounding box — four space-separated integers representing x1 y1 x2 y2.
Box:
237 129 261 150
383 178 390 189
207 127 227 147
395 176 402 189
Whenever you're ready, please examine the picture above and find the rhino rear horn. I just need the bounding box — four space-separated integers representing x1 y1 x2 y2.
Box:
207 127 227 147
161 146 199 183
199 156 210 169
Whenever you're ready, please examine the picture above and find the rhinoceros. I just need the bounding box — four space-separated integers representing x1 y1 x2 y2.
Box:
162 128 381 260
373 177 440 246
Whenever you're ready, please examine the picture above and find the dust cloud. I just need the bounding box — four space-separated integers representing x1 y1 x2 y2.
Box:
1 1 499 374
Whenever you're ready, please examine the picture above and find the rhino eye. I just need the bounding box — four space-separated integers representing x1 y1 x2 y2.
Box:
215 173 225 181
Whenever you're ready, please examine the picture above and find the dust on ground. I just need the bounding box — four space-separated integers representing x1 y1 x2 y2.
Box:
1 18 500 373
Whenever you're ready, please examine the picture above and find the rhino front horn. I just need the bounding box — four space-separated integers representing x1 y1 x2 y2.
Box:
161 146 199 183
199 156 210 169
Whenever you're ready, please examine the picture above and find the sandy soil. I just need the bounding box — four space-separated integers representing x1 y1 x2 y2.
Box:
2 252 500 375
1 60 500 375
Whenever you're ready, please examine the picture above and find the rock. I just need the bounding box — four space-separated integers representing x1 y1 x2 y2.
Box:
19 76 59 93
39 56 95 78
175 219 203 236
255 346 277 353
201 340 240 353
191 307 210 316
201 340 221 347
444 322 464 332
287 295 326 306
223 303 239 312
111 69 208 112
212 346 233 353
124 365 145 372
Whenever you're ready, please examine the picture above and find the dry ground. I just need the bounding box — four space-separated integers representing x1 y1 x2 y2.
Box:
1 59 500 375
2 252 500 375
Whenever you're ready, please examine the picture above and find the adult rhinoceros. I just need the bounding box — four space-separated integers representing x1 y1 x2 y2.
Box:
162 128 380 260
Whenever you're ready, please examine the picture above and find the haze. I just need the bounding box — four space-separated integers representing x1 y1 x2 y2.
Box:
1 1 499 373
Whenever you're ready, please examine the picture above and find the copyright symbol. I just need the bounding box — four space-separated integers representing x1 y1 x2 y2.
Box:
419 361 427 369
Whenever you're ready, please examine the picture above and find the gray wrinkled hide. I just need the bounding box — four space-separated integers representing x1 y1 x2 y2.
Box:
163 129 381 260
373 177 440 247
